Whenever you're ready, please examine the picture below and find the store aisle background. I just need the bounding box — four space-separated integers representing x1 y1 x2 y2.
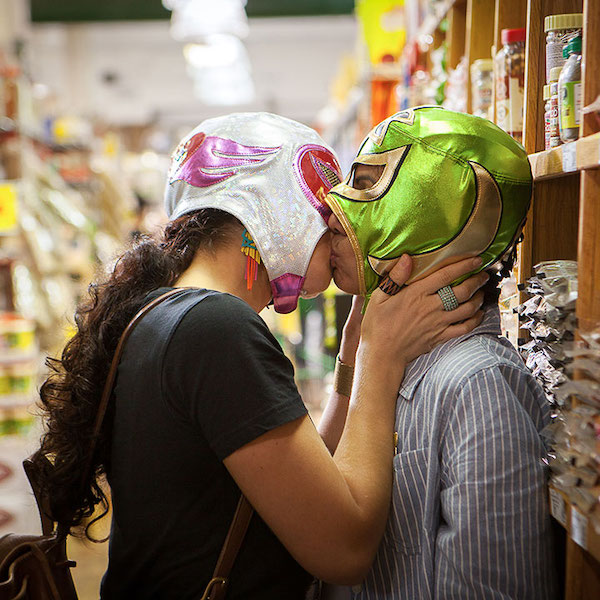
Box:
3 1 600 597
28 16 357 133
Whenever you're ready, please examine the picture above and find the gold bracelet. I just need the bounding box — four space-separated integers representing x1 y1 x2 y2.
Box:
334 354 354 397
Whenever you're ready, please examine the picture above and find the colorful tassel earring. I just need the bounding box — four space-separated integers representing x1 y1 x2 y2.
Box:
241 229 261 290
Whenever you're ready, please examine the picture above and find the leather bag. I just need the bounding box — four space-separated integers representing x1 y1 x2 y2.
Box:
0 289 254 600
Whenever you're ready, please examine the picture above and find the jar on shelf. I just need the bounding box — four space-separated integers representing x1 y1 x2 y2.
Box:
548 66 562 149
558 35 582 143
495 28 526 144
544 85 552 150
0 65 20 121
470 59 493 119
544 13 583 83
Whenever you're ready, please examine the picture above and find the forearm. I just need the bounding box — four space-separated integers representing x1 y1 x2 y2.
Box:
318 389 350 454
332 344 405 560
318 311 360 454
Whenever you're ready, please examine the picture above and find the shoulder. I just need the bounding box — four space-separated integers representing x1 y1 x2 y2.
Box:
425 334 549 428
181 289 259 320
430 333 528 390
170 289 273 343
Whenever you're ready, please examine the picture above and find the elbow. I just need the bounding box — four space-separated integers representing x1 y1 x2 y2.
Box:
306 543 376 586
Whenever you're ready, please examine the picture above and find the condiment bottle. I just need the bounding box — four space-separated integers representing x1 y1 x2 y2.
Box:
558 35 582 143
548 66 562 148
544 85 552 150
494 28 526 143
470 59 494 119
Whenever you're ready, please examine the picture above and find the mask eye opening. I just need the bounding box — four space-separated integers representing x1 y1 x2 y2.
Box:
347 163 386 191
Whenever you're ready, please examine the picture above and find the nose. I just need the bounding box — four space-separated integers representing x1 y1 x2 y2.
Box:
327 212 340 232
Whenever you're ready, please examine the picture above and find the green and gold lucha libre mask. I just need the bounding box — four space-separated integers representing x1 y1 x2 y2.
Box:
325 106 532 297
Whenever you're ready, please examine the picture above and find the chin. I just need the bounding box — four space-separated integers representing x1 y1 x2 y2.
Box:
333 271 360 295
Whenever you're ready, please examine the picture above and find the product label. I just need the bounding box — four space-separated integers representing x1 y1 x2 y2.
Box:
562 142 577 172
549 488 567 527
571 507 588 550
546 43 565 80
560 81 582 129
496 99 509 131
508 77 524 133
574 82 582 124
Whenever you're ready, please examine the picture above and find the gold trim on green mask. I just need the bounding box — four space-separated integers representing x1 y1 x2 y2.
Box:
324 193 367 296
334 146 411 202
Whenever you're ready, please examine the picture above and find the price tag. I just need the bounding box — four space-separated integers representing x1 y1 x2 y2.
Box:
571 506 588 550
0 184 18 233
549 488 567 527
562 141 577 172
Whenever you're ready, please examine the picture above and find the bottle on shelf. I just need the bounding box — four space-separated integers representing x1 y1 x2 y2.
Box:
494 28 526 144
558 34 582 144
544 13 583 83
470 59 494 119
546 67 562 150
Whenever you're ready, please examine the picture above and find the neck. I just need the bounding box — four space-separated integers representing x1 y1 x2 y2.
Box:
174 239 272 313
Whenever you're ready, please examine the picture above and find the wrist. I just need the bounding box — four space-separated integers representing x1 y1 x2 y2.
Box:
339 331 360 366
356 342 406 391
333 354 354 397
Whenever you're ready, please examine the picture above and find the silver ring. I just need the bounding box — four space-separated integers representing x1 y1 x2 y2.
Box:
437 285 459 311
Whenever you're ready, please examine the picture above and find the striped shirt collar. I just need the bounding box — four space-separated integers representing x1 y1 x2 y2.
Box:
399 303 503 399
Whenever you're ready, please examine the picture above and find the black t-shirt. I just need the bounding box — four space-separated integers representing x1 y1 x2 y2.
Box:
100 288 311 599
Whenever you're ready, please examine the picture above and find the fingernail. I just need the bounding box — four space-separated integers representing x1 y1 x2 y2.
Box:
400 254 410 267
472 257 483 267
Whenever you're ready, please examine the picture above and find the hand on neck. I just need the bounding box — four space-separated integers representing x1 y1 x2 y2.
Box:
174 238 272 313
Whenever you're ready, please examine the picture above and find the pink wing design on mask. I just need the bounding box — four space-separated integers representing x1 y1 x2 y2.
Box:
293 145 342 222
169 132 280 188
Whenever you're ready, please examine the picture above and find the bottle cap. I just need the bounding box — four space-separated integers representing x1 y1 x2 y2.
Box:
544 13 583 32
567 34 582 54
471 58 493 72
501 28 526 45
543 85 551 101
549 66 563 82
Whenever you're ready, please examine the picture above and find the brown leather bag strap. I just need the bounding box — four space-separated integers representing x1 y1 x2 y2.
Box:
214 495 254 577
202 495 254 600
82 288 184 485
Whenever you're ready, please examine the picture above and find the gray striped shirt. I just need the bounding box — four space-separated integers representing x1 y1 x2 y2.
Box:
326 305 558 600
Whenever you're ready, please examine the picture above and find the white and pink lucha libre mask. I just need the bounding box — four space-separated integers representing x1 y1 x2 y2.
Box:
164 112 342 313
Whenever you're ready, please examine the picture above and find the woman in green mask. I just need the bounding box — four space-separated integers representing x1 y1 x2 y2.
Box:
322 106 557 600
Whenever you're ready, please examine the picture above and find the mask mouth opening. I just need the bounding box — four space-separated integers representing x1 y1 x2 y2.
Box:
323 193 367 297
270 273 305 314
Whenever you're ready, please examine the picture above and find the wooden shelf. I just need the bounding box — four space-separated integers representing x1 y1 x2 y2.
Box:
529 145 567 180
549 486 600 565
577 132 600 170
528 133 600 180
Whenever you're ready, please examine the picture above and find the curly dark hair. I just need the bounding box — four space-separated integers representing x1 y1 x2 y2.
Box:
31 209 240 539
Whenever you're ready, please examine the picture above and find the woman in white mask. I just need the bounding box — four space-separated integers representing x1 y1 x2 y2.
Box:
32 113 486 599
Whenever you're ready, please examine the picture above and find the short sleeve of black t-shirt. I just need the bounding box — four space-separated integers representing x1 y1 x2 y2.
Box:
162 291 307 459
